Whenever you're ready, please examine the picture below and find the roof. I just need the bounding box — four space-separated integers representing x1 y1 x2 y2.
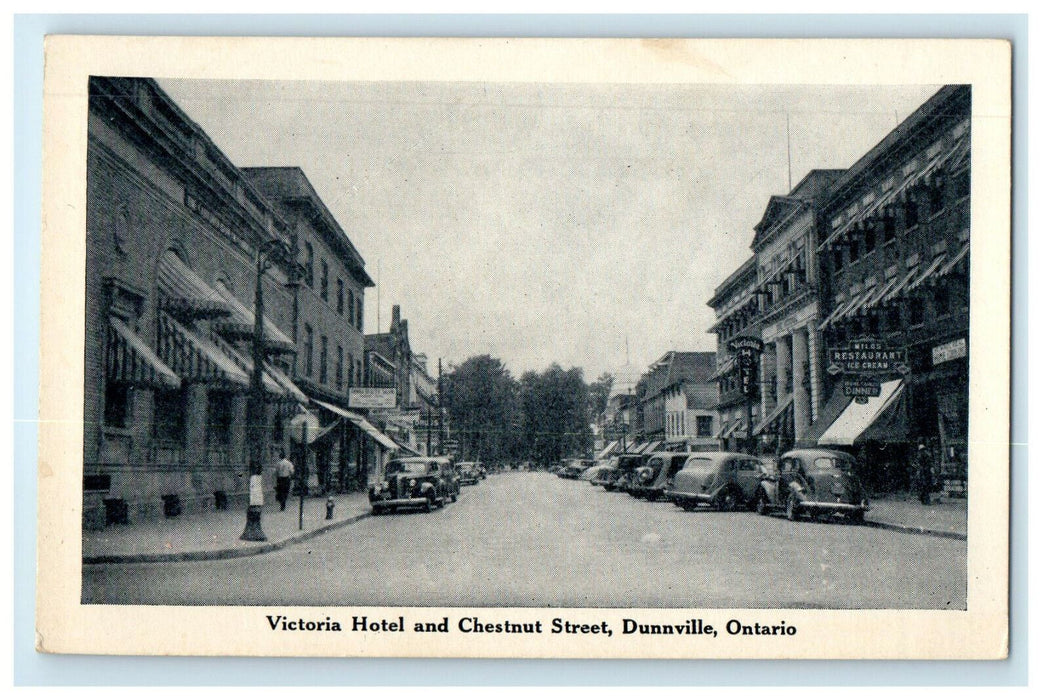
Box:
242 167 374 288
750 170 846 250
707 255 757 308
643 351 717 396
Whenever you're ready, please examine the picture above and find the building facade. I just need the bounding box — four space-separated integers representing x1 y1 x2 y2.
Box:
634 351 719 452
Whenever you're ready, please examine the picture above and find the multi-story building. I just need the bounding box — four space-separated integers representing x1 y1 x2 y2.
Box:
598 361 640 457
812 85 971 491
85 77 305 527
749 170 844 451
634 351 719 452
707 256 761 452
241 167 379 493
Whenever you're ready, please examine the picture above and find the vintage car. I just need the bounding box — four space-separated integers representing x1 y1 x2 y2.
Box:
588 464 617 487
755 448 869 523
631 452 692 501
370 456 459 514
556 459 594 480
608 453 649 491
457 461 483 485
664 451 766 511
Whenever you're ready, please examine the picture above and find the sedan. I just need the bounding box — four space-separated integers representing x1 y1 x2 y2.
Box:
665 452 766 511
754 448 868 523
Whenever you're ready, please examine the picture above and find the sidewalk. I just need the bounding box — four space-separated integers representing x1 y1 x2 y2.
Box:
82 492 372 564
865 493 967 540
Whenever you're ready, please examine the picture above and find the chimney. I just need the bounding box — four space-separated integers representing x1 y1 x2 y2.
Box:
391 305 400 334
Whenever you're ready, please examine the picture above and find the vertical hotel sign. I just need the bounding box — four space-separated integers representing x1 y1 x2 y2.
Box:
728 337 764 398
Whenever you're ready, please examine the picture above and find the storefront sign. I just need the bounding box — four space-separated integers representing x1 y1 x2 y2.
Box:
932 338 967 365
827 338 907 376
843 378 882 398
347 387 397 409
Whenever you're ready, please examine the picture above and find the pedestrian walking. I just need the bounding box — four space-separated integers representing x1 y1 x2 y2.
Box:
912 443 935 505
274 450 295 511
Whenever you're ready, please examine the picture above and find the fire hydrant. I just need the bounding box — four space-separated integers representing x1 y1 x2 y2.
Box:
325 495 335 520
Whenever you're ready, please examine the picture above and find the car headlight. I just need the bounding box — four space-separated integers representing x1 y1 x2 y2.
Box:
409 479 417 489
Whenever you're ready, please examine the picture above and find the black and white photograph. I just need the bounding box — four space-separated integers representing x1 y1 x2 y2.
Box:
36 37 1011 659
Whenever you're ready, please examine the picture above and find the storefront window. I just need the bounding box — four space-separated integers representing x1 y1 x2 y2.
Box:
207 390 233 446
696 415 713 437
303 324 313 377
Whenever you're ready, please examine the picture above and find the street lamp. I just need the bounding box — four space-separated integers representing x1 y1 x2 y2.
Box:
241 238 292 542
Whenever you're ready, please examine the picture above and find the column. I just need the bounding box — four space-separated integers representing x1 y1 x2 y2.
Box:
184 384 208 468
775 336 790 406
792 327 811 437
230 394 248 470
760 349 773 419
807 321 823 423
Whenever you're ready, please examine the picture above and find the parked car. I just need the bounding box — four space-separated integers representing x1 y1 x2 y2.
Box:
755 448 869 523
580 465 602 482
556 459 594 480
632 452 692 501
665 452 766 511
609 453 649 491
369 456 459 514
589 463 618 488
457 461 483 485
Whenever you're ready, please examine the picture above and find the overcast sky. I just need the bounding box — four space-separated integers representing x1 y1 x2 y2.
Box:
157 79 939 382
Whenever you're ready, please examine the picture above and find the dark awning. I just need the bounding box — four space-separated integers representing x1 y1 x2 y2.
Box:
156 313 249 388
717 417 743 439
157 252 232 320
107 316 181 389
754 394 793 435
205 331 295 400
312 399 399 451
210 284 296 353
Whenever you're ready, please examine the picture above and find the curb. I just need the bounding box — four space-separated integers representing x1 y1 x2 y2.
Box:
864 519 967 541
83 511 371 565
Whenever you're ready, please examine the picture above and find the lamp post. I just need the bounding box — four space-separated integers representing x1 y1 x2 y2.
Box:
241 238 289 542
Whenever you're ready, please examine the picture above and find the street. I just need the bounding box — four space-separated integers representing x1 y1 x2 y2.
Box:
83 471 965 609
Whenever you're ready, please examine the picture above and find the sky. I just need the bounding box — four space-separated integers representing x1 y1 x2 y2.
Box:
157 79 940 382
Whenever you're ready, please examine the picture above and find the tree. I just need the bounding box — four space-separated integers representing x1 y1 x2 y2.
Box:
519 364 592 466
446 355 520 463
588 372 615 424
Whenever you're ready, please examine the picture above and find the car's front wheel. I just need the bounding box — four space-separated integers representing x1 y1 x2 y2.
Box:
786 496 801 521
715 489 739 512
754 490 770 516
847 509 865 524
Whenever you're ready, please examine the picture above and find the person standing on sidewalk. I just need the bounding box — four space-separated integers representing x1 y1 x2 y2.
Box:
274 450 295 511
912 443 935 505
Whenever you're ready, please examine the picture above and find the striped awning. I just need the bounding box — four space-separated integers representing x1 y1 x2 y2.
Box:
157 252 232 320
879 263 925 306
205 331 288 398
907 253 949 293
932 241 970 280
106 316 181 389
312 399 399 451
717 417 743 439
156 313 250 388
211 284 296 353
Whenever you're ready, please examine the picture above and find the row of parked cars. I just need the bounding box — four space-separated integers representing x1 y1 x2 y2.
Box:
369 457 487 514
572 448 869 524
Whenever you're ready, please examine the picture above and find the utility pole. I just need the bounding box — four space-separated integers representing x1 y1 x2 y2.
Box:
241 239 286 542
437 358 444 454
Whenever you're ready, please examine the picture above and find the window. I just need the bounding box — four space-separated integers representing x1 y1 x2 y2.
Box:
904 202 919 229
207 391 233 446
320 335 328 384
865 227 877 255
104 383 131 428
272 412 284 443
303 241 315 288
153 388 185 443
696 415 713 437
336 344 344 390
320 260 329 301
832 246 843 272
337 279 344 314
929 185 945 216
348 290 355 326
848 235 860 263
303 324 313 377
909 298 925 326
934 284 951 317
356 296 364 331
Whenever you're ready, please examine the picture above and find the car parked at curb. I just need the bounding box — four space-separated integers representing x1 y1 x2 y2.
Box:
457 461 484 485
665 452 766 511
370 456 459 514
608 453 649 491
754 448 868 523
631 452 692 501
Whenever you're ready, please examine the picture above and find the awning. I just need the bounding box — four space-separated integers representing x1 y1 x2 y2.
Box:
821 127 970 251
107 316 181 389
393 439 422 456
263 362 309 404
157 252 232 320
754 394 793 435
796 387 853 448
312 399 399 451
642 441 664 454
156 313 250 387
879 263 925 306
205 331 286 397
907 253 948 292
818 379 906 446
597 442 620 459
210 284 296 353
819 298 851 330
717 417 743 439
864 275 899 310
932 241 970 280
709 357 738 381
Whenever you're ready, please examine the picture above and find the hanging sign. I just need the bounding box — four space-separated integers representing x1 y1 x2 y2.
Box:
843 378 882 397
728 337 764 398
347 387 397 409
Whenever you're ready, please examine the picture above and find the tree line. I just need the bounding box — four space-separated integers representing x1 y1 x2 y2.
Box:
444 354 613 466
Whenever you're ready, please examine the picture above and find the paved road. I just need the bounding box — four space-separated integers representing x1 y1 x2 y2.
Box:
83 471 965 608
